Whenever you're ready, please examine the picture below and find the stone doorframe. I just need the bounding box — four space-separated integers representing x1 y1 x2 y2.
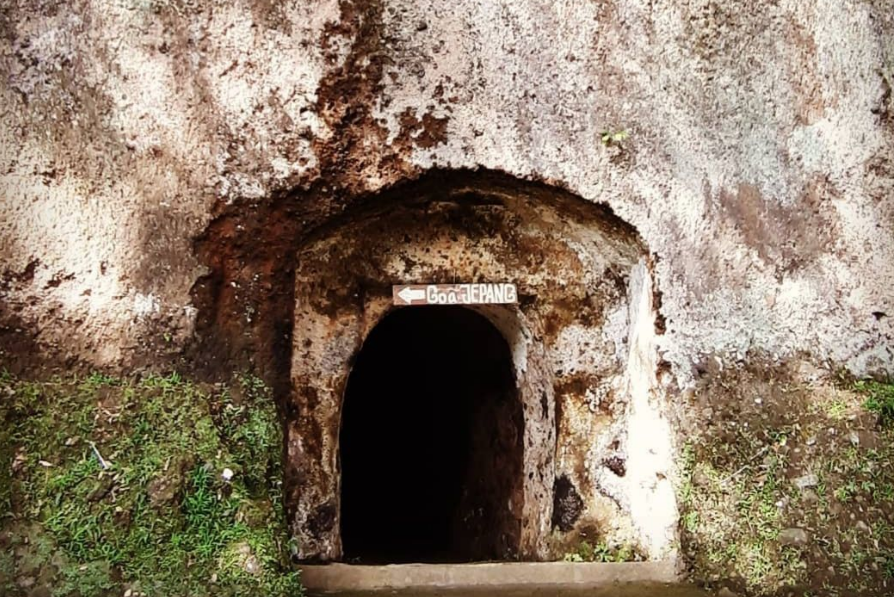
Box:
288 289 556 562
281 172 672 563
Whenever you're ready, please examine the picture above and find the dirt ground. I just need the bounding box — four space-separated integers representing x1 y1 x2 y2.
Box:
677 362 894 597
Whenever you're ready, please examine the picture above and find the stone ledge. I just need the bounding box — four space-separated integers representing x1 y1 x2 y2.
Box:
299 560 697 595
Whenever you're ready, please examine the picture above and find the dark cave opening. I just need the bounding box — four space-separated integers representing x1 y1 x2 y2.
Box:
339 306 524 563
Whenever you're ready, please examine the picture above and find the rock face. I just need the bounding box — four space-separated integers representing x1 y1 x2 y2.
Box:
1 0 891 379
285 176 675 560
0 0 892 564
778 528 810 548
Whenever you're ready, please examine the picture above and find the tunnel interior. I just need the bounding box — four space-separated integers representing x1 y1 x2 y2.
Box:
339 306 524 563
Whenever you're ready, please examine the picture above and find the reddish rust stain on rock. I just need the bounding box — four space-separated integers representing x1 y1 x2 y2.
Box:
786 19 827 126
395 108 450 149
717 181 837 273
313 0 418 196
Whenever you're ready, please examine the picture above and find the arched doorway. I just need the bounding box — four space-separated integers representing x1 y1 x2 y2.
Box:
339 306 524 563
286 171 669 562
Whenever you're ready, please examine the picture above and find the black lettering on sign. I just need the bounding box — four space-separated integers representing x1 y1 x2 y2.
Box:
392 283 518 306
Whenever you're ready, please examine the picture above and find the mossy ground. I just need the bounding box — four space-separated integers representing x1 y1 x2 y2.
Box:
679 369 894 597
0 371 301 597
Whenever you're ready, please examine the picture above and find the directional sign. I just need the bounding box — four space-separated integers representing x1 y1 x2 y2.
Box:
392 283 518 306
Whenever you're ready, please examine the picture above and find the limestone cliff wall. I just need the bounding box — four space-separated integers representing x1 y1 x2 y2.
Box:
1 0 892 380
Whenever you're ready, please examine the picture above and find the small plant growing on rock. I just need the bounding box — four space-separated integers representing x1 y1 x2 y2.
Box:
563 540 637 563
600 129 629 147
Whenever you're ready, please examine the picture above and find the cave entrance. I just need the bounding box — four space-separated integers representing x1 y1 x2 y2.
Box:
339 306 524 564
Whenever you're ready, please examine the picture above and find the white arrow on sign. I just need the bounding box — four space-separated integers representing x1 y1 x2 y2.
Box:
397 287 426 303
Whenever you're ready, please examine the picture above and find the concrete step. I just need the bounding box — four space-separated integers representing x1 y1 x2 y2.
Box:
299 561 709 596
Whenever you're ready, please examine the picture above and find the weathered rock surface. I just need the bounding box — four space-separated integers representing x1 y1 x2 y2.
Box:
0 0 891 381
778 527 810 548
794 473 819 491
1 0 893 570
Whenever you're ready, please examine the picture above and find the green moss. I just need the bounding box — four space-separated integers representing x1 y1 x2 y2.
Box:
0 371 301 597
0 547 14 595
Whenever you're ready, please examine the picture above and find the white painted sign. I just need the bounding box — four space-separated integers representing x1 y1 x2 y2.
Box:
393 283 518 306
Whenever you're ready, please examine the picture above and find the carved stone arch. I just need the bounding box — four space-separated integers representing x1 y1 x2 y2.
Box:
285 172 674 563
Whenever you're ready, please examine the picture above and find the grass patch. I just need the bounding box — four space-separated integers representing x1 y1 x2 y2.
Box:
679 369 894 596
0 371 301 597
857 379 894 426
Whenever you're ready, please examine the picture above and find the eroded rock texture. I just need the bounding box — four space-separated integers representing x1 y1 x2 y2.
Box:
1 0 893 564
1 0 891 378
285 177 671 560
